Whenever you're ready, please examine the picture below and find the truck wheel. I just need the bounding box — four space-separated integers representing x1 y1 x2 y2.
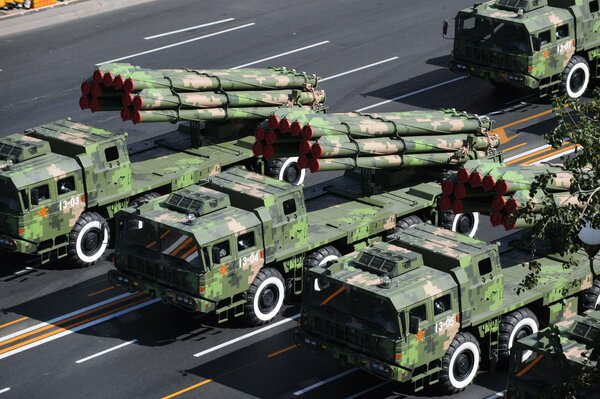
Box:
395 215 422 231
129 192 160 208
266 157 306 186
304 245 342 269
68 212 110 267
439 332 480 394
580 280 600 311
243 268 285 326
562 55 589 98
499 308 538 362
441 211 479 238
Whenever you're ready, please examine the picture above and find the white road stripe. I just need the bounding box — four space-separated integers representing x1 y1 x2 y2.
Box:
484 392 504 399
97 23 255 65
0 388 9 394
503 144 551 162
344 381 390 399
0 292 134 343
193 314 299 358
293 368 358 396
355 76 467 112
231 41 330 69
75 339 138 364
320 57 399 82
144 18 235 40
13 269 30 275
532 147 577 164
0 299 159 360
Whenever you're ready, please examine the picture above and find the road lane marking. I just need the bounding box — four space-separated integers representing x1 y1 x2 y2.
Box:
87 286 116 297
344 381 390 399
144 18 235 40
0 298 159 360
75 339 137 364
0 292 134 343
0 388 9 394
97 23 256 65
231 41 330 69
0 293 142 347
532 147 577 164
0 317 28 330
355 76 467 112
320 57 399 82
528 145 578 165
193 314 300 358
503 144 551 163
484 392 504 399
501 142 527 153
491 108 553 144
293 367 359 395
267 344 298 358
161 378 213 399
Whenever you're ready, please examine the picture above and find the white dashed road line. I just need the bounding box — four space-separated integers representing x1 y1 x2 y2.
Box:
231 41 330 69
76 339 138 364
320 57 399 82
293 368 359 396
144 18 236 40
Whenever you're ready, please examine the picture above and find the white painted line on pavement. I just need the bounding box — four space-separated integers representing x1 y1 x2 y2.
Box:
344 381 390 399
76 339 138 364
13 269 30 275
97 23 256 65
293 368 359 396
0 292 134 343
193 314 300 358
484 392 504 399
533 147 577 164
503 144 551 162
0 388 9 394
0 299 159 360
320 57 399 82
231 41 330 69
355 75 467 112
144 18 235 40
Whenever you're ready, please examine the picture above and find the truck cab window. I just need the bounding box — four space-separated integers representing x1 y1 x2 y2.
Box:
434 294 451 316
31 184 49 205
590 0 599 13
537 30 550 45
410 304 427 323
478 258 493 276
283 198 296 215
237 231 255 251
556 25 568 39
104 146 119 162
214 240 230 259
57 176 75 195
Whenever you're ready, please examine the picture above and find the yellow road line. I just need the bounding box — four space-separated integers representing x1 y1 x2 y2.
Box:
87 286 116 297
521 144 578 165
267 344 298 358
0 317 28 330
501 142 527 153
161 379 213 399
0 293 144 347
492 109 554 144
0 297 149 356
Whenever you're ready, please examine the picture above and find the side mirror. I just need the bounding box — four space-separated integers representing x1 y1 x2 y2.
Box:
31 189 39 206
212 247 221 264
443 20 449 37
409 315 420 335
532 36 541 51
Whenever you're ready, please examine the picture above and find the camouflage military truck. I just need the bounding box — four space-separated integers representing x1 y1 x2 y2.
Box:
0 119 270 267
445 0 600 98
505 309 600 398
295 224 600 394
108 157 493 326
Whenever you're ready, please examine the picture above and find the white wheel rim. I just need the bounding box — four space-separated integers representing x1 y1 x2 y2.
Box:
448 341 480 389
252 275 285 322
75 220 109 264
595 290 600 309
508 317 538 362
451 212 480 238
314 253 339 291
278 157 306 186
566 62 589 98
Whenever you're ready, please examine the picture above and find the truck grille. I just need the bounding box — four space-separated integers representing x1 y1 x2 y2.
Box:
314 316 377 352
462 47 522 71
126 255 193 292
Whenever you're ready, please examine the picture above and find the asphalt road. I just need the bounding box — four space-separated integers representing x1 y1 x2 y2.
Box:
0 0 581 398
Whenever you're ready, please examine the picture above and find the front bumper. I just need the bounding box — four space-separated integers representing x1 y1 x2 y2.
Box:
449 59 538 89
108 269 216 313
0 234 36 254
295 328 412 383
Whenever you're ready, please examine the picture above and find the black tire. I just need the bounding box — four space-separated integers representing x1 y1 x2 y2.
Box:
395 215 423 231
439 332 481 394
243 267 285 326
562 55 590 98
265 157 306 186
129 192 160 208
498 308 538 361
304 245 342 269
440 211 480 238
67 212 110 267
580 280 600 312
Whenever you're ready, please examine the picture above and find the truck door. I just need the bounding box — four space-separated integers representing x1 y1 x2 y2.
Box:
204 237 236 301
97 142 131 200
234 229 265 290
432 291 460 353
582 1 600 48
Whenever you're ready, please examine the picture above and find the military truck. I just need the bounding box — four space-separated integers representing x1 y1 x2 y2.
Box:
505 309 600 398
445 0 600 98
0 119 301 267
108 158 492 325
295 223 600 394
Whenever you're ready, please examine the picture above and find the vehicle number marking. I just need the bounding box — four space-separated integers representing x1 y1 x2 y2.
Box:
434 314 456 333
557 41 572 55
239 251 260 268
58 195 81 211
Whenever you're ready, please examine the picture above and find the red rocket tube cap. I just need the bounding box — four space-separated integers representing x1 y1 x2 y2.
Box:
490 211 504 227
505 198 518 215
79 95 90 110
122 93 134 107
80 81 91 96
495 180 509 195
309 158 320 173
268 115 280 130
482 175 496 192
92 69 104 84
132 95 143 109
103 72 115 88
124 78 135 93
457 168 470 184
291 121 302 137
492 195 507 211
299 140 311 155
503 214 516 231
441 180 454 196
311 143 323 158
113 75 125 91
437 195 452 211
453 183 467 200
279 118 291 133
254 127 265 142
302 125 314 140
298 154 309 170
469 171 483 188
131 110 142 124
451 199 464 214
121 107 131 121
265 130 277 145
252 141 263 157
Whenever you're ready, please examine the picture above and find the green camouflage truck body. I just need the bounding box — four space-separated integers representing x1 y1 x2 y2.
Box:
296 224 598 393
449 0 600 97
506 309 600 398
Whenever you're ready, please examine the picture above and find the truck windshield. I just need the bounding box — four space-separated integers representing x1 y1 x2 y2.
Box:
306 276 349 314
123 217 158 250
0 181 22 213
351 293 399 335
458 15 531 54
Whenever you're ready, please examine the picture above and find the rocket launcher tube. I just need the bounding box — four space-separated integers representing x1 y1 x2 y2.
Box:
131 106 283 124
495 170 575 195
278 108 324 133
453 183 495 200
